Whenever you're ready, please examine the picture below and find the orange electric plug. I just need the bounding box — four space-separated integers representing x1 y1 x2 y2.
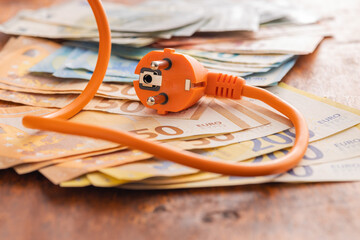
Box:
134 48 207 114
134 49 247 114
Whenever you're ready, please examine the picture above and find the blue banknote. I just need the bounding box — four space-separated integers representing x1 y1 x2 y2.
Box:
31 46 136 82
65 41 156 60
53 67 135 83
244 57 297 86
65 49 139 78
30 45 75 73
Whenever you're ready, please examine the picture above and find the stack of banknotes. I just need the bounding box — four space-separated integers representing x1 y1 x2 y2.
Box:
1 1 359 189
0 0 329 46
0 0 332 86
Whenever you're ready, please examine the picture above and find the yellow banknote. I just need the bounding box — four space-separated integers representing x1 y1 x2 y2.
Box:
40 149 152 184
243 124 360 166
86 172 129 187
274 157 360 182
141 172 220 185
120 175 277 190
127 157 360 188
126 157 360 188
100 159 199 182
60 176 91 187
0 77 137 100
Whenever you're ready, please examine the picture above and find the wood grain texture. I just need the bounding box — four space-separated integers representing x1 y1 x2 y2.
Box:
0 0 360 240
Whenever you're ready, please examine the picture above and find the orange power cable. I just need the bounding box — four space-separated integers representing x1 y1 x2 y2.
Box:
23 0 309 177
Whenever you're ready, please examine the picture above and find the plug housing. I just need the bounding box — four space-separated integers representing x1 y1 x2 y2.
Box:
134 48 245 114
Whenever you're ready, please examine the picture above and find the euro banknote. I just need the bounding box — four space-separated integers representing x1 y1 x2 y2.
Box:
179 49 294 65
0 89 213 120
119 175 277 190
197 58 283 68
197 4 259 32
244 124 360 167
247 0 320 25
181 35 324 54
274 157 360 182
251 22 332 40
30 45 136 82
60 173 275 188
65 41 156 60
86 172 128 187
40 149 153 184
141 0 260 32
95 37 156 47
61 176 92 187
20 1 204 33
13 146 125 175
29 45 76 74
155 22 330 48
0 12 156 47
64 49 139 78
0 100 19 108
52 68 135 83
244 58 297 87
16 0 320 38
0 13 100 39
50 155 195 185
202 61 272 73
122 153 360 189
204 57 295 85
0 72 137 100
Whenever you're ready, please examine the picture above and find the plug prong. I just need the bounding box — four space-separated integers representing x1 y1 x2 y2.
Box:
151 60 169 70
146 94 167 106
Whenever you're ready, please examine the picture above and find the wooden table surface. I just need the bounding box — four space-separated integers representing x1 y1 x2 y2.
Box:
1 0 360 239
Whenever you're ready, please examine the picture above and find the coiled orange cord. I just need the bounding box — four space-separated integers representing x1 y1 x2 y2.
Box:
23 0 309 177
